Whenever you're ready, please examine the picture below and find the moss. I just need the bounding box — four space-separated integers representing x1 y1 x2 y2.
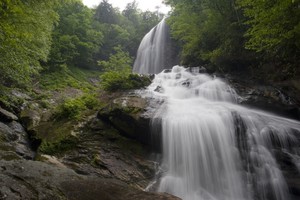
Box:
30 119 79 155
0 144 14 151
90 154 101 167
1 152 21 161
39 135 78 155
39 99 51 109
0 86 26 112
53 93 102 120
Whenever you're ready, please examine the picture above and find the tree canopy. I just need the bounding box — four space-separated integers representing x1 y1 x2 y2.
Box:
0 0 160 86
165 0 299 76
0 0 60 85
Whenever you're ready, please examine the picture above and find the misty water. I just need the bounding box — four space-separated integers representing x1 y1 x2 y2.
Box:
140 66 300 200
133 19 300 200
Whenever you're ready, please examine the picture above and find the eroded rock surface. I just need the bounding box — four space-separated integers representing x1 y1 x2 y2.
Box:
97 94 156 144
0 103 180 199
0 160 179 200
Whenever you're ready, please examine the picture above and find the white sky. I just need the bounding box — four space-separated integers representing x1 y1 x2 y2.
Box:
82 0 171 13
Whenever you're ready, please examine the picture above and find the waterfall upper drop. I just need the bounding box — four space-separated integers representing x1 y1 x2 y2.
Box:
133 18 179 74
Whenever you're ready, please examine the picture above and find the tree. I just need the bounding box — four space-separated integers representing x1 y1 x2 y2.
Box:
238 0 300 63
164 0 251 70
0 0 60 85
94 0 119 24
98 45 132 72
98 46 150 91
48 1 103 69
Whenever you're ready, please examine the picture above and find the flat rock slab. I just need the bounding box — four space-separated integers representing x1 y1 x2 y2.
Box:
0 160 180 200
61 179 180 200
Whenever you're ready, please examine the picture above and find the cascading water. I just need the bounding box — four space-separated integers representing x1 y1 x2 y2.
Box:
143 66 300 200
133 18 178 74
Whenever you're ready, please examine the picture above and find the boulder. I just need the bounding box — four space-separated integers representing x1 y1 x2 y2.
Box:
0 121 34 159
20 108 41 132
97 95 154 144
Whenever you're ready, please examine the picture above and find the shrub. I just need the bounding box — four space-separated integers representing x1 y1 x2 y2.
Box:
55 98 85 120
100 72 151 92
81 93 100 109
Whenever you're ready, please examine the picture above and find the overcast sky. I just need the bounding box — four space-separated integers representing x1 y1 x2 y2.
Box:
82 0 171 13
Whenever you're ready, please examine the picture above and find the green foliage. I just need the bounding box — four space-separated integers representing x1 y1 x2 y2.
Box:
48 1 103 69
93 1 160 60
165 0 250 70
0 0 160 88
39 135 77 155
40 65 99 91
100 72 151 92
0 0 60 85
98 46 150 91
166 0 299 75
98 46 132 72
56 98 86 120
100 71 127 91
94 0 119 24
238 0 300 62
54 93 100 120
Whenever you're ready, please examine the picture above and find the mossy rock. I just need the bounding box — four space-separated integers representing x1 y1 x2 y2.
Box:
32 120 79 155
97 96 151 144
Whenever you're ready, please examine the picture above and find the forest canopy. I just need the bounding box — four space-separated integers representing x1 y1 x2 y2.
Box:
0 0 160 86
165 0 299 79
0 0 299 88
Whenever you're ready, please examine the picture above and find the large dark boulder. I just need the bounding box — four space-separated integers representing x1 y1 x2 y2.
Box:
97 95 155 144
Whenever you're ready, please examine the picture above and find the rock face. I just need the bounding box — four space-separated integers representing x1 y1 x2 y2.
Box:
0 107 18 122
227 76 300 120
0 118 34 160
0 160 180 200
97 95 155 144
0 104 180 200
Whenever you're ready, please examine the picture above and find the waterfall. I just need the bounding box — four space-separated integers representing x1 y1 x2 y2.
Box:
133 18 178 74
144 66 300 200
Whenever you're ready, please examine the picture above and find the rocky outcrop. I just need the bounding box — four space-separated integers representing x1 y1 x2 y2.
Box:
97 95 155 144
0 160 180 200
226 76 300 120
0 110 34 160
0 102 180 199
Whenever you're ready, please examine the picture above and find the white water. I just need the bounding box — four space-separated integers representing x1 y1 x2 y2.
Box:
133 18 169 74
145 66 300 200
